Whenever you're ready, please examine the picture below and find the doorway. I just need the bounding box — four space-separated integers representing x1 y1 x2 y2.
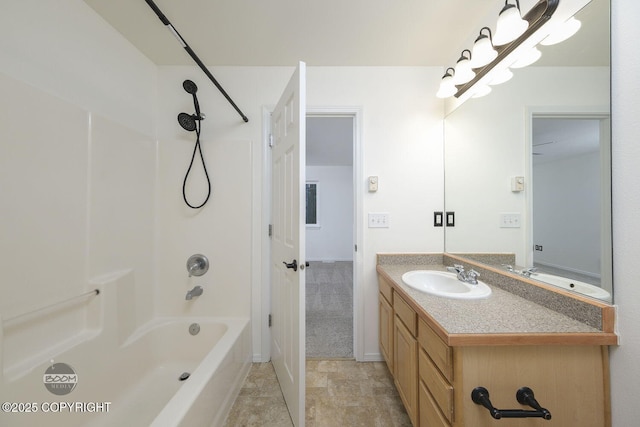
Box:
529 113 612 296
305 114 355 358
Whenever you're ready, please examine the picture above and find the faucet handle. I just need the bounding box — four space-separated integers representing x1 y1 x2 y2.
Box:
466 269 480 284
447 264 464 274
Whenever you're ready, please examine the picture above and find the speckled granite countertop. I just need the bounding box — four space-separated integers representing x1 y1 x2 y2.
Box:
377 254 617 346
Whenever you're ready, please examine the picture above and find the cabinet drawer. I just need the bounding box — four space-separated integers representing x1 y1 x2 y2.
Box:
419 348 453 423
379 276 393 303
418 318 452 381
394 294 417 336
419 380 450 427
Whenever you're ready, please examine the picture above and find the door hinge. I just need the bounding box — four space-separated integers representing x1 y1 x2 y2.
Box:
268 134 274 148
355 244 358 252
268 314 272 327
268 224 273 237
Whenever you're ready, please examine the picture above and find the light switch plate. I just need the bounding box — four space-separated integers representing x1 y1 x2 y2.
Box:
368 212 389 228
368 176 379 192
500 213 521 228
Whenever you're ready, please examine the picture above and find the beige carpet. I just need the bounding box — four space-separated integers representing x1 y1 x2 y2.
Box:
305 261 353 358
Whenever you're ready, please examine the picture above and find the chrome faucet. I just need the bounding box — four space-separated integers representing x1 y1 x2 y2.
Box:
521 267 538 277
185 285 203 300
502 264 514 272
446 264 480 285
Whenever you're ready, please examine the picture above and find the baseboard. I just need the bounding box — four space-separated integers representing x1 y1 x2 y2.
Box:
362 352 384 362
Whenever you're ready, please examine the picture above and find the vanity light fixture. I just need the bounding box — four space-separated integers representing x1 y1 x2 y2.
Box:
493 0 529 46
436 67 457 98
488 67 514 85
471 85 492 98
470 27 498 68
436 0 565 100
452 50 476 85
510 46 542 68
540 16 582 45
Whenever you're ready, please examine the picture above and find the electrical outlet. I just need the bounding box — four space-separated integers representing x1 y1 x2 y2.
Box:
434 211 443 227
535 245 543 251
368 212 389 228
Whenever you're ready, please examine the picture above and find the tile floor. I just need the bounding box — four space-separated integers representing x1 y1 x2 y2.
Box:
223 360 411 427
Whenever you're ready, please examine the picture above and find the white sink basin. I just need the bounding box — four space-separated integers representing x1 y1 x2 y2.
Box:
401 270 492 300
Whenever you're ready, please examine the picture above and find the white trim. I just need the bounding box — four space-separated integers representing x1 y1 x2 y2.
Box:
256 106 273 362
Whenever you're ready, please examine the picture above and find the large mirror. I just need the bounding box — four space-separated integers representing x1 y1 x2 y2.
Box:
444 0 612 301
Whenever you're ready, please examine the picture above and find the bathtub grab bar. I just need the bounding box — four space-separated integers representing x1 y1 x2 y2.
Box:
2 289 100 325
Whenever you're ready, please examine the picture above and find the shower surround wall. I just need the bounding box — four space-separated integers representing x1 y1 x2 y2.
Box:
0 0 158 377
154 72 253 319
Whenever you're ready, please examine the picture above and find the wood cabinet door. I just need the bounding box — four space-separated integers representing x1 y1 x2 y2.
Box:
395 315 418 425
379 293 394 371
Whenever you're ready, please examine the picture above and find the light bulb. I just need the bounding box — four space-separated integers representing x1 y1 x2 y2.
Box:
470 28 498 68
452 50 475 85
540 17 581 46
511 47 542 68
493 1 529 46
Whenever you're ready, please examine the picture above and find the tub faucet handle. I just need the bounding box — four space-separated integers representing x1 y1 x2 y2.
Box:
186 254 209 277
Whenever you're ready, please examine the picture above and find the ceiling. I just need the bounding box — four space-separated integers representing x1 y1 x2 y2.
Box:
83 1 609 167
533 118 601 163
84 0 492 66
83 0 608 67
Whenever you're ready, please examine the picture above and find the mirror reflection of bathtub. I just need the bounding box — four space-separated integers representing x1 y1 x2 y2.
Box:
530 271 611 302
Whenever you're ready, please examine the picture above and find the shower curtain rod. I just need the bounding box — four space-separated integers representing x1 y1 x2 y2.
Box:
144 0 249 123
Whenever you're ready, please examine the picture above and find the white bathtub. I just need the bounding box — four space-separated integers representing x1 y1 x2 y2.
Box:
531 272 611 302
0 316 251 427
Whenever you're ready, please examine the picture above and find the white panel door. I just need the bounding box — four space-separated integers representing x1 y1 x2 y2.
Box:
271 62 306 427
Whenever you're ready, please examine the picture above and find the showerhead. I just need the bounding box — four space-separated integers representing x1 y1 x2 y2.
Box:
183 79 201 116
183 79 198 95
178 112 197 132
178 79 204 132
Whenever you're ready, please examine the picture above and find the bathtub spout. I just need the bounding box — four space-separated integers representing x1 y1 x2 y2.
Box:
185 285 204 300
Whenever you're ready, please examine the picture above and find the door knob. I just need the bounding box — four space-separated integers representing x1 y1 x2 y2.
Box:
283 260 298 272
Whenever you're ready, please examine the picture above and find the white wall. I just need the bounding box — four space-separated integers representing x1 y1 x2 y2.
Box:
533 151 601 276
445 67 609 265
0 0 157 376
306 166 353 262
610 1 640 426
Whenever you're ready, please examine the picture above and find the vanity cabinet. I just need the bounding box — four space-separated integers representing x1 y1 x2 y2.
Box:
393 292 418 426
378 274 612 427
379 276 394 372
